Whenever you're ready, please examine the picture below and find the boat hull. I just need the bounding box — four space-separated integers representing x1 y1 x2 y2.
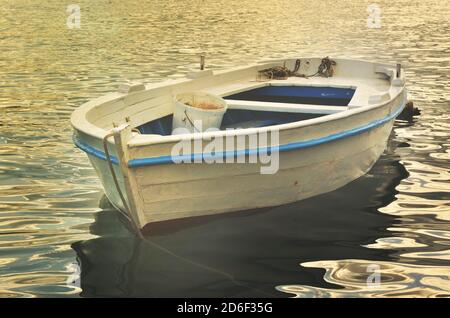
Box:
79 92 404 228
134 122 391 224
70 58 408 231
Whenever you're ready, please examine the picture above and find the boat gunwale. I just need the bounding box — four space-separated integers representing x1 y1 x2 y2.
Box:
72 89 407 168
70 58 405 147
127 88 404 147
128 98 406 168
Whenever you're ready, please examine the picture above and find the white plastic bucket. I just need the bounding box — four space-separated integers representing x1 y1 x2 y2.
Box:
172 92 227 134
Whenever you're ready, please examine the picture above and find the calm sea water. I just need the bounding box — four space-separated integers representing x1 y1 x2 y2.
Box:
0 0 449 297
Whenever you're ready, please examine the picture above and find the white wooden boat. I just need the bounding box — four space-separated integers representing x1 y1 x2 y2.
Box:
71 57 407 234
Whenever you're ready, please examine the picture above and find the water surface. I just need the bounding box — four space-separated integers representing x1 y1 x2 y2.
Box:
0 0 449 297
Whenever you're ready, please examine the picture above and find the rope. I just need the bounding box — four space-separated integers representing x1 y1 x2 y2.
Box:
103 132 130 213
316 56 336 77
142 238 276 297
259 57 337 79
103 131 144 238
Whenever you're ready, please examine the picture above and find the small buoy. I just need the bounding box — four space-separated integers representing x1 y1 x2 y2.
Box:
398 100 420 121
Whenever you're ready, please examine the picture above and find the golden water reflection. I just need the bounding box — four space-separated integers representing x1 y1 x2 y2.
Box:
277 125 450 297
278 260 450 297
0 0 449 297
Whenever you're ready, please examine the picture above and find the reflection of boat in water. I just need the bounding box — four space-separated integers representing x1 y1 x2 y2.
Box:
72 141 409 297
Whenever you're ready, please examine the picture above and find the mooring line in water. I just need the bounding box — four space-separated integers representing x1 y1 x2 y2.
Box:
103 131 144 239
142 238 276 297
103 132 130 213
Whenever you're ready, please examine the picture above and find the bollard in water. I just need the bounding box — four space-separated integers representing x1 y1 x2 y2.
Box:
200 54 205 71
396 63 401 78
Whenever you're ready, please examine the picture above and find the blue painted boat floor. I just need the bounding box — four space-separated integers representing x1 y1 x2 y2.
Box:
224 85 355 106
137 110 325 136
137 85 353 136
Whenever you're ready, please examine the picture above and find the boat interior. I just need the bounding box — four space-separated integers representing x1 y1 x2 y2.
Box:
137 85 354 135
78 58 401 137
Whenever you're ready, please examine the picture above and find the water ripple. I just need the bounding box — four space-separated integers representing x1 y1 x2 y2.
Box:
0 0 449 297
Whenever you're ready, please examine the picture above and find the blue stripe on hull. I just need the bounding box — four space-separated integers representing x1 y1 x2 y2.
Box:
73 104 405 168
73 136 119 165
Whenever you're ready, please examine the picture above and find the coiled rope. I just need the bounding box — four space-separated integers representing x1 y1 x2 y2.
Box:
259 57 337 80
